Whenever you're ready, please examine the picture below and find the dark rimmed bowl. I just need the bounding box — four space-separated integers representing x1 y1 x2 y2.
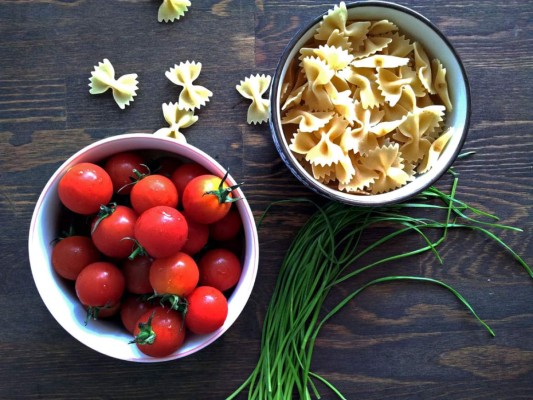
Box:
270 1 470 206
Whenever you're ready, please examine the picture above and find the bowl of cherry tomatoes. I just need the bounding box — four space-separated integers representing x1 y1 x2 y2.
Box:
28 133 259 362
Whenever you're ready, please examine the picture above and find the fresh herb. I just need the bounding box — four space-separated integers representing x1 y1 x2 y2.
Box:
227 173 531 400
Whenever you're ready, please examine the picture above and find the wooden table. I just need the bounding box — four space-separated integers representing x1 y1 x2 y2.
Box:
1 1 531 399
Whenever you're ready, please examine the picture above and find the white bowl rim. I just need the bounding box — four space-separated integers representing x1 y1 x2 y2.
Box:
28 133 259 362
269 0 471 206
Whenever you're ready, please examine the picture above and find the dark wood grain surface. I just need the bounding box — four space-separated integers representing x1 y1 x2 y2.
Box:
1 0 532 399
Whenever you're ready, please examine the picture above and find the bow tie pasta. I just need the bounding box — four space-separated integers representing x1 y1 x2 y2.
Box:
279 1 454 195
165 61 213 111
89 59 138 110
158 0 191 23
153 102 198 143
236 74 272 124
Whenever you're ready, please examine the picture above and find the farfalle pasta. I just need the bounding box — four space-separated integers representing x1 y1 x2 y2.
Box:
153 102 198 143
89 59 138 110
279 1 454 195
236 74 272 124
165 61 213 110
158 0 191 23
281 109 334 132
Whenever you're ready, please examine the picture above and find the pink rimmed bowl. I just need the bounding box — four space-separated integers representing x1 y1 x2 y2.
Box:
28 133 259 362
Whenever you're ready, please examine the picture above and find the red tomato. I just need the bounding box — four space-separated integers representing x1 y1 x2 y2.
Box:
58 162 113 215
130 174 178 215
150 252 199 296
132 307 186 358
104 151 149 195
91 205 138 259
51 236 100 280
182 172 241 224
122 255 153 294
209 208 242 242
120 296 157 334
198 248 242 292
75 262 125 321
170 163 209 201
180 211 209 256
134 206 188 258
185 286 228 335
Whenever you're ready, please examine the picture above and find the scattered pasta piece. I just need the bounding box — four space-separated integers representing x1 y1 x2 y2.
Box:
88 59 138 110
153 102 198 143
236 74 272 124
278 1 454 195
158 0 191 23
165 61 213 110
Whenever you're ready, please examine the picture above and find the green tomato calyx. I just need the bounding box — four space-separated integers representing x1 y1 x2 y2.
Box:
130 311 156 346
204 169 243 204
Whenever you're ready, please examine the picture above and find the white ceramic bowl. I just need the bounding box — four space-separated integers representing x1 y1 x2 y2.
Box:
270 1 471 206
28 133 259 362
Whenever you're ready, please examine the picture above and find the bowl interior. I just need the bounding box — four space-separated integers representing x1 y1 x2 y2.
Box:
271 1 470 205
28 133 259 362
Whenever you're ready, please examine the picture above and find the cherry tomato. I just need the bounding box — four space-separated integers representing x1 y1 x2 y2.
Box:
182 172 241 224
170 163 209 201
58 162 113 215
180 211 209 256
150 252 199 296
134 206 188 258
198 248 242 292
122 255 153 294
104 151 149 195
75 262 125 320
209 208 242 242
120 296 157 334
51 235 100 280
132 307 185 358
91 205 138 259
185 286 228 335
130 174 178 215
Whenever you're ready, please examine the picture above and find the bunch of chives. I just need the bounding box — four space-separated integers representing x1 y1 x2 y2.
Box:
228 173 531 400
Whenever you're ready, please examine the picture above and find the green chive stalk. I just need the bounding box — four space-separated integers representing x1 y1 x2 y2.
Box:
227 173 531 400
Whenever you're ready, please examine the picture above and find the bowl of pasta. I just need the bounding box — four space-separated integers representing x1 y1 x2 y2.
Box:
29 133 259 362
269 1 470 205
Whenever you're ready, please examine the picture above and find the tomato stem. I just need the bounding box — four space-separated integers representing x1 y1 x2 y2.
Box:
91 202 117 234
124 237 148 260
117 164 151 193
83 303 114 326
204 169 244 204
84 306 100 326
129 311 156 345
148 293 187 313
